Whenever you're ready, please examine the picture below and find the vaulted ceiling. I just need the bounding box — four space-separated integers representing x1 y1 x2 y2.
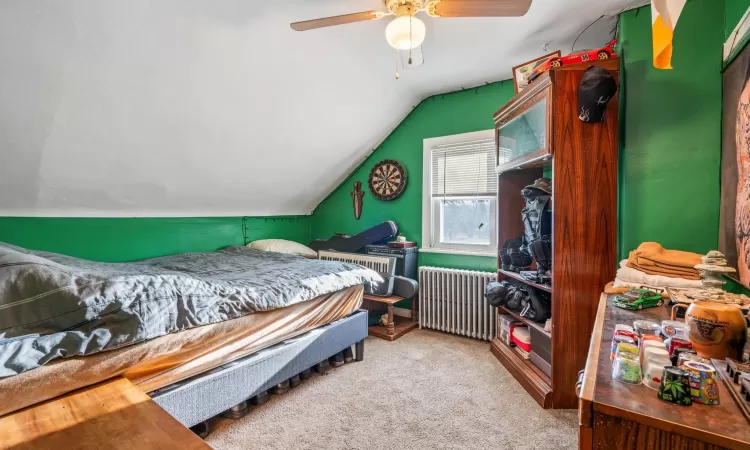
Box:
0 0 646 217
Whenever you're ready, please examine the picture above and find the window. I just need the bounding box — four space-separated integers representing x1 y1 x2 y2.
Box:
422 130 497 256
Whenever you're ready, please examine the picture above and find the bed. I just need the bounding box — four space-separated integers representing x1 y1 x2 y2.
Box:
0 243 377 428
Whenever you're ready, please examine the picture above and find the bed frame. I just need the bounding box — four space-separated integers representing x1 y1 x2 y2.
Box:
150 309 368 435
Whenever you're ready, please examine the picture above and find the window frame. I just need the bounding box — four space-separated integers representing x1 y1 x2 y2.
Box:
421 130 497 257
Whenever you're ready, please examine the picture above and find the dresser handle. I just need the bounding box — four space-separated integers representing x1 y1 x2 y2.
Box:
575 370 585 398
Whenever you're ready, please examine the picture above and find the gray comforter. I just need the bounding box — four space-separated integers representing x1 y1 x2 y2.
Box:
0 243 379 377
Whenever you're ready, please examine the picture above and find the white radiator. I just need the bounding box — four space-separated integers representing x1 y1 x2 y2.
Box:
317 250 392 273
419 267 496 341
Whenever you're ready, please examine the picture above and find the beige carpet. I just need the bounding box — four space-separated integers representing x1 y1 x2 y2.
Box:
206 329 578 450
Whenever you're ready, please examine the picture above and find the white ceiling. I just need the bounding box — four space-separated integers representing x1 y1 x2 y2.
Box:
0 0 646 217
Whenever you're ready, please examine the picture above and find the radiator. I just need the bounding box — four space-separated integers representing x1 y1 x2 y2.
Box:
419 267 496 341
317 250 392 273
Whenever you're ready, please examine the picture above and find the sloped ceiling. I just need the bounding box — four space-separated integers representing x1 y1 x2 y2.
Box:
0 0 646 217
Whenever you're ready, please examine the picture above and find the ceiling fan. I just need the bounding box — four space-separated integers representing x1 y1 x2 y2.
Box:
291 0 533 50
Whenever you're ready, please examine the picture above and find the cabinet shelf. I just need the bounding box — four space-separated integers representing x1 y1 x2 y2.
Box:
497 269 552 293
490 337 552 408
498 306 551 338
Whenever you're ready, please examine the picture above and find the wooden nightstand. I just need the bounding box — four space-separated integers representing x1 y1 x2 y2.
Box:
363 293 418 341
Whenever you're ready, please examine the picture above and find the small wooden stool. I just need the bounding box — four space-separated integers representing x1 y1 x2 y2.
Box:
363 293 418 341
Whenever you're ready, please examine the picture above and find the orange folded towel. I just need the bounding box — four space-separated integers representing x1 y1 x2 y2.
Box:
628 259 701 280
627 242 702 281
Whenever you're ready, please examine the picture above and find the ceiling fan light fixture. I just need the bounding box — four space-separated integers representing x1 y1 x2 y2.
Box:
385 15 426 50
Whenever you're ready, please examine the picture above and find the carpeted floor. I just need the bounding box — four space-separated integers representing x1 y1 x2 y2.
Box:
206 329 578 450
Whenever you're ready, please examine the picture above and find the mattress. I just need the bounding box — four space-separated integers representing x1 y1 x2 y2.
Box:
0 285 363 418
0 243 378 376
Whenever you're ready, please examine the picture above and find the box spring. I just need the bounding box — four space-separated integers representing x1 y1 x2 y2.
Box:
151 309 368 427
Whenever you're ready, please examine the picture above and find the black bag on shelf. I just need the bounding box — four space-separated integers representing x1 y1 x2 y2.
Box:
501 237 532 272
528 235 552 278
520 287 551 323
505 281 527 312
521 179 553 279
484 281 510 307
484 279 528 312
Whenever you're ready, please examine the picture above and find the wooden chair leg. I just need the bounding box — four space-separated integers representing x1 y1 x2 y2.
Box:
387 304 395 336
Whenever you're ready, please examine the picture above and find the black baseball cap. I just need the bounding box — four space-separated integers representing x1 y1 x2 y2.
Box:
578 66 617 123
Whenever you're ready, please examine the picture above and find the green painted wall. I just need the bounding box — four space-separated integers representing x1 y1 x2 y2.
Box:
310 81 517 273
618 1 723 259
726 0 750 39
313 0 726 270
1 1 731 272
0 216 310 262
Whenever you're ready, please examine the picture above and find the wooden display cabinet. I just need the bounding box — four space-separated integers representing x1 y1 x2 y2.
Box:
490 58 620 409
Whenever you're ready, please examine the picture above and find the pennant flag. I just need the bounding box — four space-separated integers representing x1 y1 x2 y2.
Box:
651 0 687 69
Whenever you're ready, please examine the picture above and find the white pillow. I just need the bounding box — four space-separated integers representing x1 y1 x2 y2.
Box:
247 239 317 258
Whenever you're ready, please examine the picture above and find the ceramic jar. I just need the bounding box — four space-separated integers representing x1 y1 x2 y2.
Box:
640 339 665 365
611 335 635 361
667 338 692 357
643 348 671 390
633 320 661 337
678 352 708 368
672 302 748 360
672 347 697 366
661 320 689 339
657 367 692 405
613 351 642 384
683 360 720 405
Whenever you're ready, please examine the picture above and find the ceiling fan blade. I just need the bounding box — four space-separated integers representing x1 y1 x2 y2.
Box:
290 11 381 31
427 0 532 18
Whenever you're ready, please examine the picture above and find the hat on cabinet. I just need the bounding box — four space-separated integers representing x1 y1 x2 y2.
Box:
578 66 617 123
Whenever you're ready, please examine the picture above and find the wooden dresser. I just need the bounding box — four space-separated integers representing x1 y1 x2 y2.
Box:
579 294 750 450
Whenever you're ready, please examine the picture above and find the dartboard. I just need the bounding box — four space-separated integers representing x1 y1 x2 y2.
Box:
368 159 408 201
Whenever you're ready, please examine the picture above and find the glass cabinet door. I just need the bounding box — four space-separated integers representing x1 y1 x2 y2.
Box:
496 93 550 172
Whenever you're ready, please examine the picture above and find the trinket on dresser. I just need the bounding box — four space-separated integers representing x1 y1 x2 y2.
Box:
657 367 692 406
684 360 721 405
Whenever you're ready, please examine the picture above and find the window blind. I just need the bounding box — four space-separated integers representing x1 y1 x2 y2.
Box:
431 138 497 198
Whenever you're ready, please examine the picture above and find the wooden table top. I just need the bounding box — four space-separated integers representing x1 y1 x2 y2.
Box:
363 293 405 305
583 294 750 449
0 377 210 450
